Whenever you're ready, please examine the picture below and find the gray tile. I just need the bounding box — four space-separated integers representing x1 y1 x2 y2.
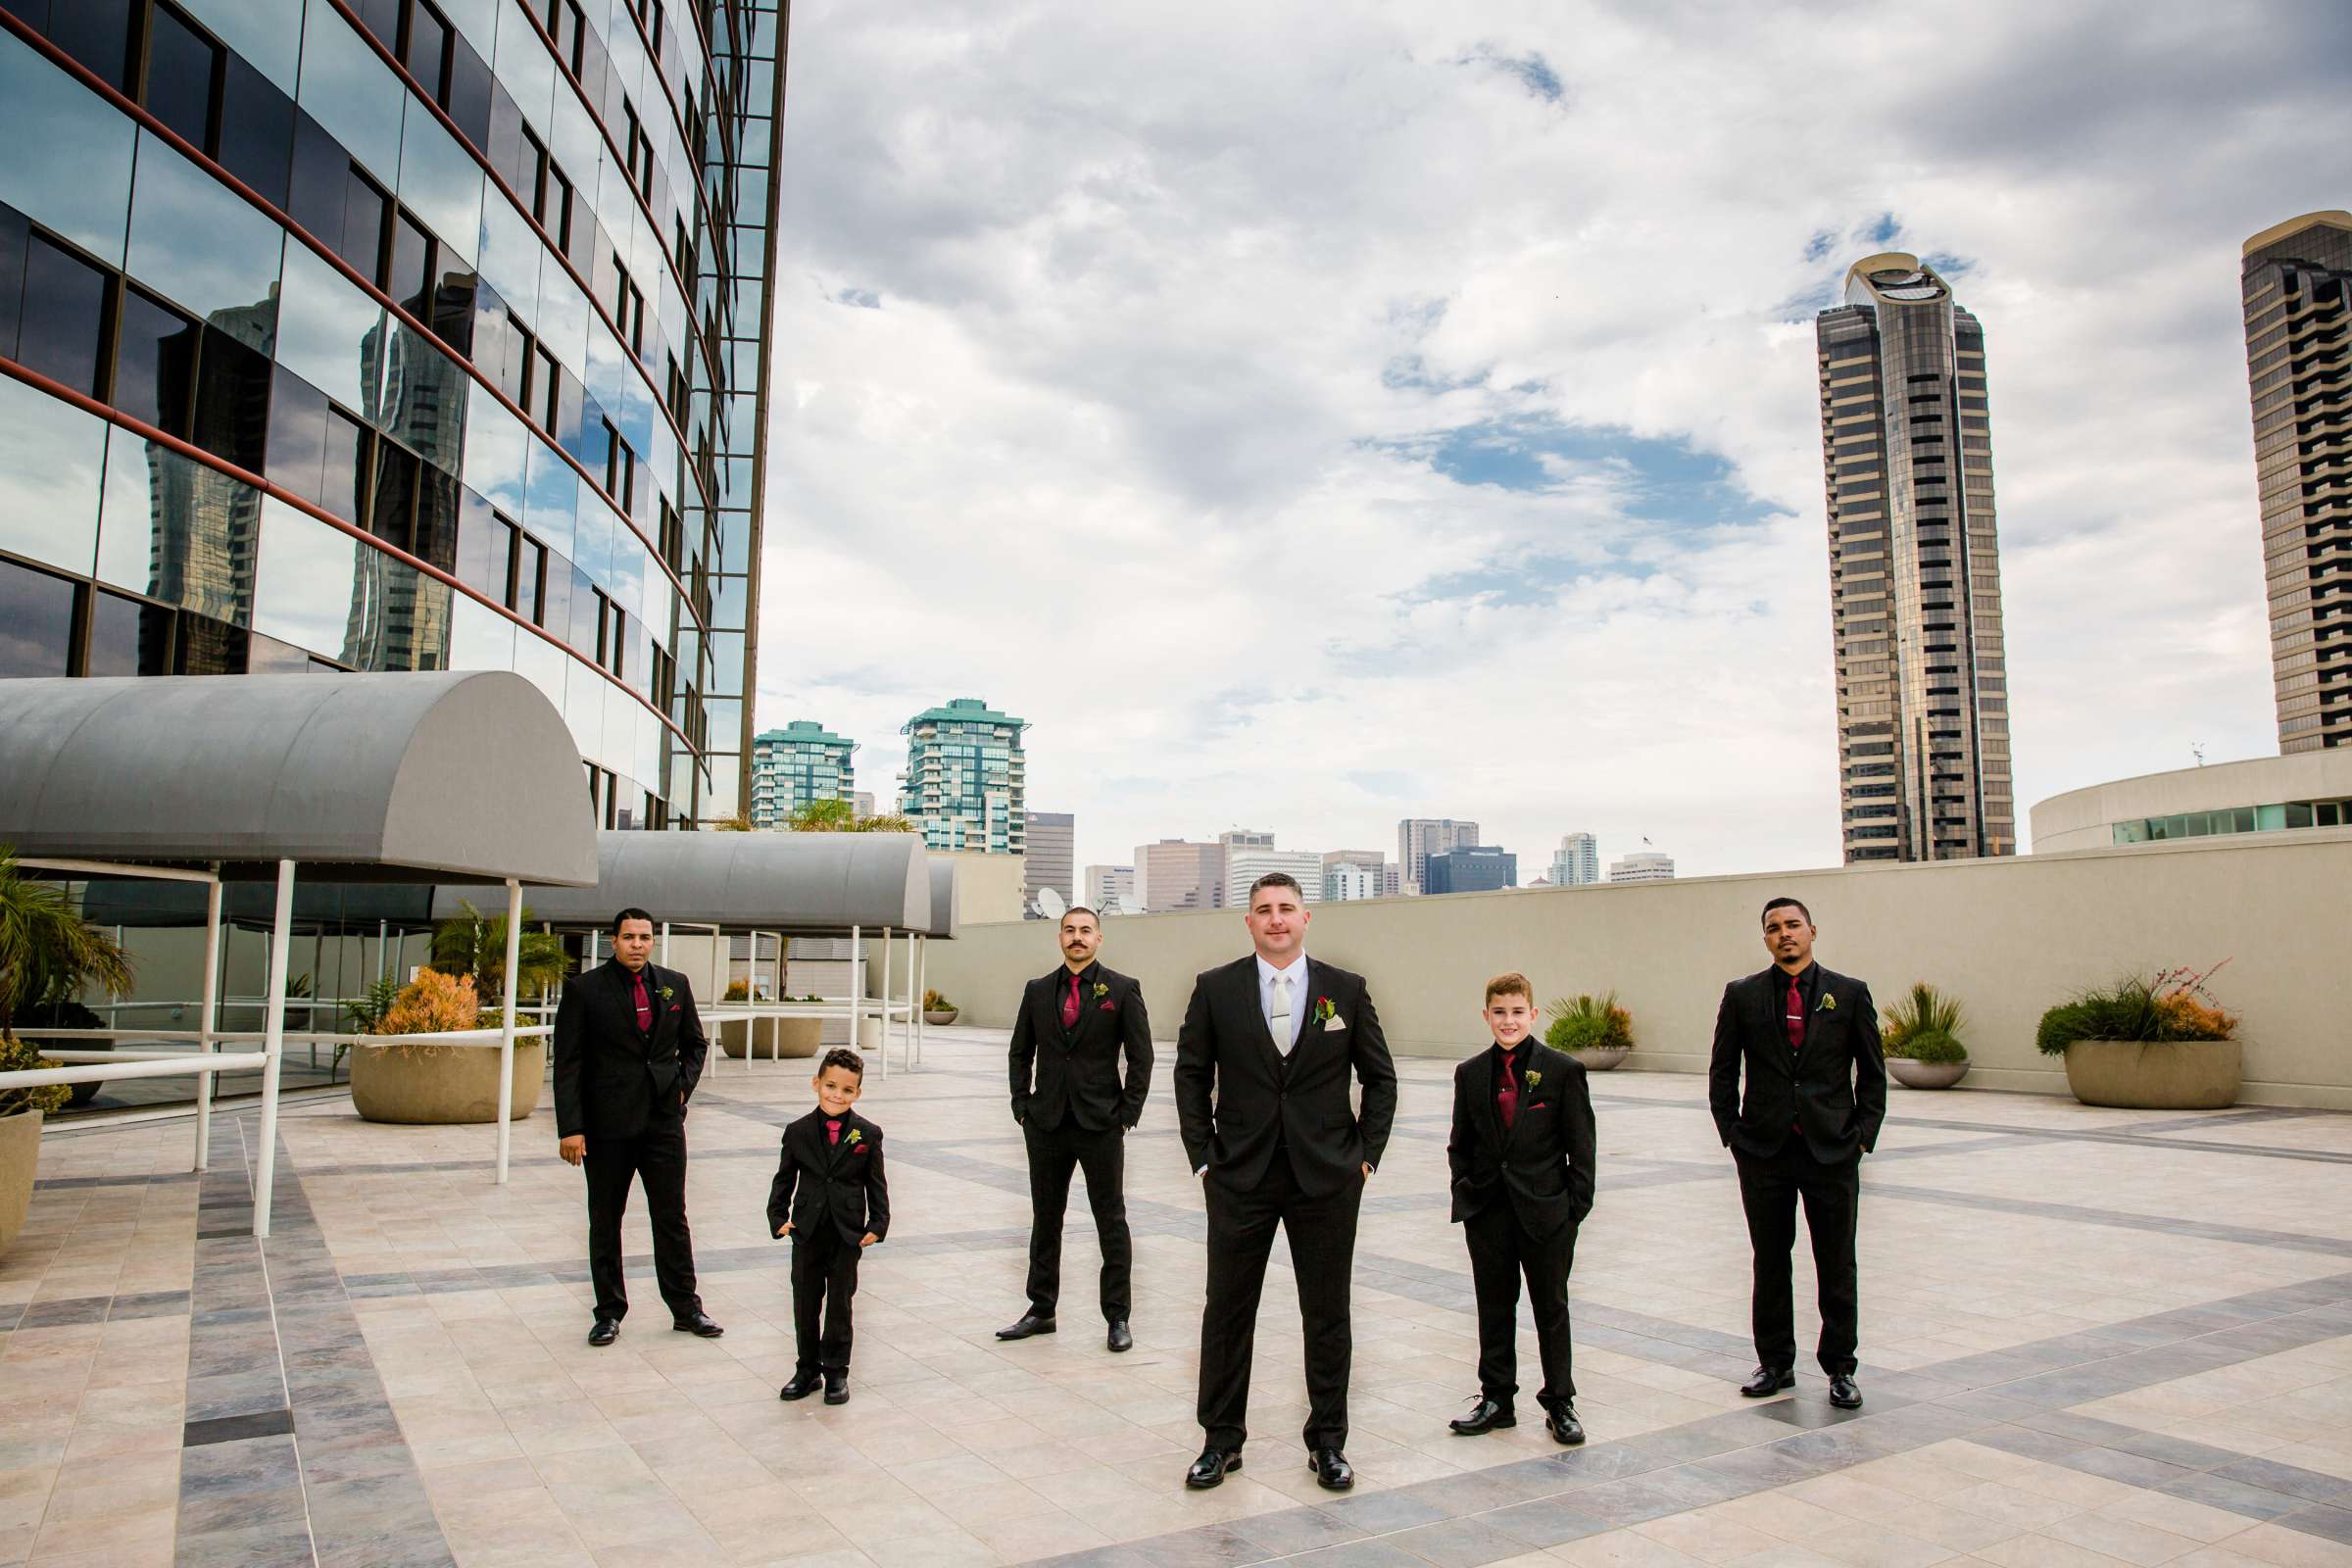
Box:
1127 1525 1268 1567
1971 1425 2088 1462
2158 1470 2308 1522
184 1369 291 1423
2280 1505 2352 1546
172 1520 316 1568
2213 1456 2352 1504
183 1408 293 1446
1482 1494 1611 1547
2061 1446 2195 1490
1316 1491 1449 1533
2111 1431 2249 1471
1286 1543 1429 1568
1227 1507 1363 1556
1565 1467 1744 1527
1383 1516 1537 1567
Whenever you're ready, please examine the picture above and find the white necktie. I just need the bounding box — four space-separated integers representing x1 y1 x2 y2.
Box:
1270 973 1294 1055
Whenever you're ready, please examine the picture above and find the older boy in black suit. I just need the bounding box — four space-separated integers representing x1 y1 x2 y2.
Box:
1446 972 1596 1446
770 1048 890 1406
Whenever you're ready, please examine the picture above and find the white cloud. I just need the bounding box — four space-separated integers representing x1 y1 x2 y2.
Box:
756 0 2348 881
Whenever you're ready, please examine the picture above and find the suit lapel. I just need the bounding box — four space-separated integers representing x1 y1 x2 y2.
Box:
1475 1047 1503 1152
612 964 651 1054
1754 971 1791 1074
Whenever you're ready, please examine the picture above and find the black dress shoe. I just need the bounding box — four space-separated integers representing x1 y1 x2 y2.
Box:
671 1311 724 1338
1828 1374 1862 1409
1106 1319 1133 1352
1308 1447 1353 1491
1740 1364 1795 1397
778 1370 822 1401
1545 1402 1586 1446
1448 1396 1515 1435
1185 1446 1242 1489
587 1318 619 1347
822 1371 849 1405
996 1312 1056 1341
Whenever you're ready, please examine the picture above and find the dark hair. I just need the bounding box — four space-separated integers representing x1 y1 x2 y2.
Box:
1247 872 1303 905
816 1047 864 1082
1060 905 1101 927
611 906 655 935
1761 897 1812 925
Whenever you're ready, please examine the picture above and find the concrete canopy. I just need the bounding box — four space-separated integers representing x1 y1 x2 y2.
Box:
439 830 931 934
0 672 597 886
922 857 959 940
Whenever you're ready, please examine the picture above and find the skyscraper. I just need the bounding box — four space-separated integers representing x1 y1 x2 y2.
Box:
1397 817 1481 893
1548 832 1599 887
1223 846 1322 907
750 721 858 828
2242 212 2352 753
0 0 785 829
1084 864 1135 914
1134 838 1221 912
899 698 1027 853
1816 254 2016 862
1423 845 1516 894
1023 810 1075 916
1606 851 1675 883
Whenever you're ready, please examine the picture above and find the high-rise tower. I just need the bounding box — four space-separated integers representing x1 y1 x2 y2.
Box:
2242 212 2352 754
1816 254 2015 862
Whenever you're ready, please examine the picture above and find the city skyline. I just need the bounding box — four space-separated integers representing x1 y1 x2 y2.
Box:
754 3 2338 882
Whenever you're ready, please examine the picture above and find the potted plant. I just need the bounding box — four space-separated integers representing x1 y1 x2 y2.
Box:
1880 982 1969 1089
1544 992 1633 1070
2037 964 2240 1109
349 970 543 1124
0 847 134 1252
923 988 959 1026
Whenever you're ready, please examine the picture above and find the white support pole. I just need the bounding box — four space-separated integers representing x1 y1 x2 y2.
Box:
900 931 914 1072
848 925 861 1073
914 935 927 1068
878 928 892 1081
194 873 222 1171
495 878 522 1185
253 858 294 1239
660 921 671 968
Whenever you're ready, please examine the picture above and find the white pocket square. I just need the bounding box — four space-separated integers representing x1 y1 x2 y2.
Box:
1323 1016 1346 1032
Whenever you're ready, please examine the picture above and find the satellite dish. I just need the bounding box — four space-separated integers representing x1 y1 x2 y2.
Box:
1038 888 1069 921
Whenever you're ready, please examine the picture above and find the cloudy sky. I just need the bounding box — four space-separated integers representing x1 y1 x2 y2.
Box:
754 0 2351 881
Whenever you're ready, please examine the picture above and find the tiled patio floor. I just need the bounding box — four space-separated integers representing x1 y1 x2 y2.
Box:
6 1029 2352 1567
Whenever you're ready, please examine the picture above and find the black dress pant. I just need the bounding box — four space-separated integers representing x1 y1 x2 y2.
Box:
1198 1151 1361 1452
791 1225 861 1373
1735 1139 1861 1376
583 1119 702 1322
1022 1117 1131 1321
1463 1201 1578 1409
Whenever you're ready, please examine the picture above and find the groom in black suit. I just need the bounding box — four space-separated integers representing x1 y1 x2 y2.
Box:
1000 905 1153 1351
553 907 723 1346
1173 872 1396 1493
1708 897 1885 1407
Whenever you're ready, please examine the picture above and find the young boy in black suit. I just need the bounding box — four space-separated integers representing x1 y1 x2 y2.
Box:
770 1048 889 1405
1446 973 1596 1446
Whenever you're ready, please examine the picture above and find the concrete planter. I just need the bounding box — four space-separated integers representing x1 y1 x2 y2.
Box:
923 1008 958 1026
2062 1038 2241 1110
350 1039 545 1124
721 1017 822 1059
0 1107 40 1256
1886 1057 1969 1090
1567 1047 1630 1071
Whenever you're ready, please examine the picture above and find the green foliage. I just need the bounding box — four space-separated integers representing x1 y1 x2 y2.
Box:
0 1032 71 1117
2035 966 2237 1056
1881 982 1968 1062
923 988 956 1010
343 975 403 1034
0 846 134 1049
431 901 571 1000
788 799 917 833
1544 993 1633 1054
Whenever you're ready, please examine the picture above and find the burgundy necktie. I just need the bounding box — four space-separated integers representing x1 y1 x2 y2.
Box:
632 972 653 1032
1785 975 1804 1055
1496 1052 1519 1134
1060 972 1081 1029
825 1118 841 1147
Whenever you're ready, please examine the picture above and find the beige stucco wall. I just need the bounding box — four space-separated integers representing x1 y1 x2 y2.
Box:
917 829 2352 1107
2031 754 2352 853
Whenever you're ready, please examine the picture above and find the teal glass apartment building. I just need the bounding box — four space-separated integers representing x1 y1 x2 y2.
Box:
898 698 1026 855
0 0 783 828
749 718 854 827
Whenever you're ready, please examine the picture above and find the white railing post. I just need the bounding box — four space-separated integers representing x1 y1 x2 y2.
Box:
878 927 892 1081
495 878 522 1185
848 925 861 1070
914 934 927 1068
194 872 222 1171
253 858 294 1238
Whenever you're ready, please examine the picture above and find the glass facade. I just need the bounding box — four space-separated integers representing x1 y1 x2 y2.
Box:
748 718 854 827
2241 213 2352 754
0 0 785 828
897 697 1027 855
1817 254 2015 863
2113 798 2350 845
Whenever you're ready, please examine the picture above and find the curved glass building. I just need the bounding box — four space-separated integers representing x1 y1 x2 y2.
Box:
1816 253 2015 862
0 0 784 829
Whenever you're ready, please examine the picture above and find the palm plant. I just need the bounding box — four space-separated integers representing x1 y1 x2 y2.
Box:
0 847 134 1116
1880 982 1967 1064
787 799 916 833
430 901 571 1001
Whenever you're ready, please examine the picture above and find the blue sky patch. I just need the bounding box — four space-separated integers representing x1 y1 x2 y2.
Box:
1382 416 1788 529
836 287 881 309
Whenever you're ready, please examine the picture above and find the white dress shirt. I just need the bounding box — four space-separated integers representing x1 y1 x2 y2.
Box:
1257 952 1309 1054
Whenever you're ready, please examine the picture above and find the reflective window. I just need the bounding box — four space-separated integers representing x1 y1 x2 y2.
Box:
180 0 304 93
0 559 76 677
395 103 482 270
94 437 260 627
447 589 514 671
0 202 23 359
297 8 404 182
451 487 507 600
321 405 369 523
403 0 451 90
217 53 298 208
126 137 286 341
445 34 494 151
474 190 542 320
510 619 567 710
460 386 531 513
370 439 418 551
522 440 578 560
492 0 557 127
144 4 221 151
17 233 109 397
112 287 203 439
252 495 362 659
88 589 174 676
273 243 386 413
49 0 138 94
191 324 272 473
385 324 469 473
0 372 108 575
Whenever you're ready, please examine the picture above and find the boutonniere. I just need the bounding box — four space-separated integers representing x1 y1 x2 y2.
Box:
1525 1069 1543 1089
1816 993 1837 1013
659 984 675 1003
1093 981 1109 999
1312 996 1336 1024
845 1129 863 1147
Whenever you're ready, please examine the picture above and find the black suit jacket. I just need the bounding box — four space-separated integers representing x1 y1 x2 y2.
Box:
1708 964 1886 1162
1007 962 1153 1131
552 959 708 1140
1447 1042 1596 1239
1173 955 1397 1200
766 1107 890 1245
